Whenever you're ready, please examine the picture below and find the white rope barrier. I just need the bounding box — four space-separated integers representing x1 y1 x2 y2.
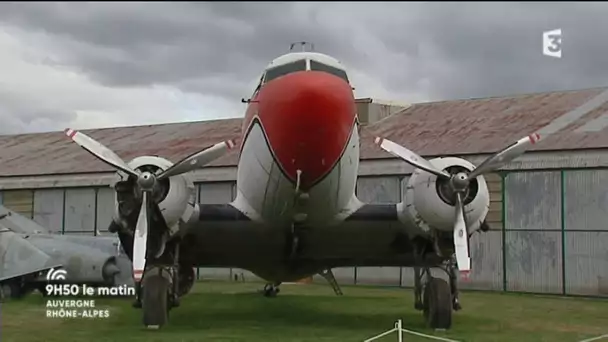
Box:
363 320 461 342
363 319 607 342
578 334 608 342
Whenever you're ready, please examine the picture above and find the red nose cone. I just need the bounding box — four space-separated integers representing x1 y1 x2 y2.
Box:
257 71 356 189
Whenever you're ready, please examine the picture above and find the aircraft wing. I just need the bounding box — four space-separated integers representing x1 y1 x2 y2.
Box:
0 205 51 234
0 228 60 282
341 203 398 222
198 203 253 221
0 203 125 285
284 202 417 267
21 233 124 284
47 234 121 255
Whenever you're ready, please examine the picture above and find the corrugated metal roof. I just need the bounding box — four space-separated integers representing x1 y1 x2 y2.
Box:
1 88 608 177
0 119 243 176
361 87 608 159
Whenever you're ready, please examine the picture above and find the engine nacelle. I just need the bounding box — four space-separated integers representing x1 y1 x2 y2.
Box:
398 157 490 237
112 156 199 237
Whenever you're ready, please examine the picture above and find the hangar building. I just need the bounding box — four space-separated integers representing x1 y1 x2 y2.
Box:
1 89 607 296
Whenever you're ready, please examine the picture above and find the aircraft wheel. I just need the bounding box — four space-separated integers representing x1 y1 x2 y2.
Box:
2 281 27 299
142 274 170 329
422 277 452 329
177 266 195 297
263 283 280 297
0 283 11 301
39 284 52 297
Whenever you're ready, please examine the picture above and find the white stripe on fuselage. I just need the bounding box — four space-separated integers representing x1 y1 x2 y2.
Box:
232 120 362 227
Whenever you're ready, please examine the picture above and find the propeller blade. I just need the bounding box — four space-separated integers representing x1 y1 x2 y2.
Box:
157 139 236 181
468 132 541 179
132 192 150 282
64 128 138 178
453 192 471 278
374 137 451 179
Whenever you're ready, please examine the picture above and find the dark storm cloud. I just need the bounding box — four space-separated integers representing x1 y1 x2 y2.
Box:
0 2 362 101
1 1 608 107
382 2 608 99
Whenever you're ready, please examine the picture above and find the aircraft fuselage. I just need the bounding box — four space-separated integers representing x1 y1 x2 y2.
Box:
235 70 360 227
178 59 427 282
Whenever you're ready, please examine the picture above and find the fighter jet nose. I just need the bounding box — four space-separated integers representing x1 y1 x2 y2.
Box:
102 257 121 284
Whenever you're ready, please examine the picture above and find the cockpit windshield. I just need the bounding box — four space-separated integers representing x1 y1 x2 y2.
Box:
264 59 307 83
310 60 349 83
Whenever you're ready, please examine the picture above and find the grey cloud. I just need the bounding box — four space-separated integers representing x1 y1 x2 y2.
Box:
0 89 76 134
366 2 608 99
0 2 363 99
1 1 608 127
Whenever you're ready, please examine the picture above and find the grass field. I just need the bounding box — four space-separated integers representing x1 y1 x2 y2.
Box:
2 281 608 342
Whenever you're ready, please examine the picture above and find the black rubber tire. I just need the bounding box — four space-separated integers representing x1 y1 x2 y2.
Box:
262 284 279 297
422 277 452 330
5 281 27 299
38 284 55 297
263 289 278 297
0 284 11 301
142 274 170 328
177 267 195 297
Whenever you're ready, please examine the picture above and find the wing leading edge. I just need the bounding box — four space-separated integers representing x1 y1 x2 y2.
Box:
198 204 252 222
0 228 61 282
344 203 399 222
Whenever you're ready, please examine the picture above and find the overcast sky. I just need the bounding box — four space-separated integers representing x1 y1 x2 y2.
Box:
0 2 606 134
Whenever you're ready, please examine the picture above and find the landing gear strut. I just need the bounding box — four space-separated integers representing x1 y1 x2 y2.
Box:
413 258 462 330
319 268 343 296
262 282 281 297
288 170 309 261
447 258 462 311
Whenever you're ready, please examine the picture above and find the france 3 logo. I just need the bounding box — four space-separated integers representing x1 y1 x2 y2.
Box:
543 29 562 58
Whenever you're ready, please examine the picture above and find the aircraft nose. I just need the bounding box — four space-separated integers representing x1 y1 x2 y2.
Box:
102 257 121 284
258 71 356 189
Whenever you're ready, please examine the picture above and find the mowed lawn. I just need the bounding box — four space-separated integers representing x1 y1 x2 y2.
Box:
2 281 608 342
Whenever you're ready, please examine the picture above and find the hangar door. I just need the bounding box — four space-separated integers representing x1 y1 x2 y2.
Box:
1 190 34 219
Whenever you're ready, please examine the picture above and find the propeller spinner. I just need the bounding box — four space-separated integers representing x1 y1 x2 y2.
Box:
64 128 235 282
374 132 542 277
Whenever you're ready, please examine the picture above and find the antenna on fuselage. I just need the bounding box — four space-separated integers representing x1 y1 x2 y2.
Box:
289 41 315 52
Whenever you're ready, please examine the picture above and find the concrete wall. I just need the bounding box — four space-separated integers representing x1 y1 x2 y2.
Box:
1 169 607 296
356 99 410 125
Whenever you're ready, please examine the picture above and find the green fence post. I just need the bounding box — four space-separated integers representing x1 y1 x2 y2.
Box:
93 188 99 236
30 189 35 219
560 170 566 295
501 172 507 292
61 189 67 235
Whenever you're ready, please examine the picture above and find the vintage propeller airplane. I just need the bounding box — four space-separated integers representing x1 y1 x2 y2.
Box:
64 42 545 330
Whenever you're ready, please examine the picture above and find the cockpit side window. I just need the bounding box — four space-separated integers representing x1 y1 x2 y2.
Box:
252 74 264 96
264 59 307 83
309 60 349 83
